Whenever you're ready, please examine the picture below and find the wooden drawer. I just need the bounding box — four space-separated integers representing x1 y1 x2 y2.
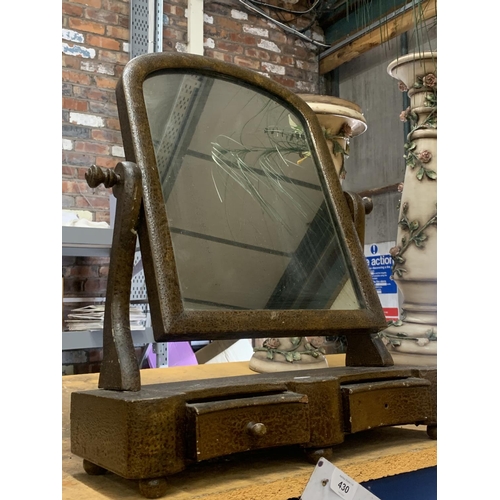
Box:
341 377 432 433
186 391 310 461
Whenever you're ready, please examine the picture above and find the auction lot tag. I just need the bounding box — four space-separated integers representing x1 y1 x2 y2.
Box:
330 466 358 499
301 457 380 500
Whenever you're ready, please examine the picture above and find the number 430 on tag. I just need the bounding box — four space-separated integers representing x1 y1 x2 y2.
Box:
301 458 380 500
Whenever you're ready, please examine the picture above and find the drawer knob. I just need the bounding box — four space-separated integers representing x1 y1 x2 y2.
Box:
247 422 267 437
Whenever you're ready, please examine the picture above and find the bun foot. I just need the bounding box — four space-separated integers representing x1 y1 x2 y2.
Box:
82 459 107 475
427 424 437 440
303 446 334 465
139 478 168 499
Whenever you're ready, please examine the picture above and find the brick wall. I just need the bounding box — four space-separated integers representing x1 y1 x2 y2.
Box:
62 0 325 300
62 0 129 224
62 256 109 297
62 0 324 223
202 1 323 92
62 0 131 299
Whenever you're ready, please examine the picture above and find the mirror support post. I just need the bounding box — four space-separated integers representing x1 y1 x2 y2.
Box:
345 333 394 367
343 191 373 246
342 192 393 367
86 162 143 391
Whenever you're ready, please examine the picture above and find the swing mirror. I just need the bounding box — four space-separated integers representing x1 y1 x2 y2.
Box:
116 53 386 342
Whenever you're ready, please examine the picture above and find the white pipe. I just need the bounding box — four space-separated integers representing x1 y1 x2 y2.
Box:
187 0 204 55
148 0 155 53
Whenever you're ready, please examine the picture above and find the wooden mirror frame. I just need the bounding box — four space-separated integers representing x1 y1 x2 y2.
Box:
89 53 392 390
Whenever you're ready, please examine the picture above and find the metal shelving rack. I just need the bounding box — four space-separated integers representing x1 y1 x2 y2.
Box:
62 226 155 355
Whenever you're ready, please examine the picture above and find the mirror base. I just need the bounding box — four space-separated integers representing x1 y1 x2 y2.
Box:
71 365 436 495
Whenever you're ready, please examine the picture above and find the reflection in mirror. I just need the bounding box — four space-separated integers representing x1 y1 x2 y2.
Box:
143 72 364 311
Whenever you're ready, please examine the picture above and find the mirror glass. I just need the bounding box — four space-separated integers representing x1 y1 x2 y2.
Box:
143 72 364 311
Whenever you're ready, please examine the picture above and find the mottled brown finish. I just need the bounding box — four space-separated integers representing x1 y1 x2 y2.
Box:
341 378 432 433
345 332 394 367
86 165 120 189
63 361 438 499
85 53 398 392
415 367 437 426
72 54 437 497
72 387 188 478
71 366 436 489
186 392 310 461
114 53 388 354
343 191 367 246
139 478 168 499
89 163 143 391
286 377 343 447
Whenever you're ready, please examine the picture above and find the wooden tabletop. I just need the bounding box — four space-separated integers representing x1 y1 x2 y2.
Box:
62 355 437 499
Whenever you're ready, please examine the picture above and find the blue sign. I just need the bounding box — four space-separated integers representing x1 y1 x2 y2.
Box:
370 244 378 255
365 254 397 294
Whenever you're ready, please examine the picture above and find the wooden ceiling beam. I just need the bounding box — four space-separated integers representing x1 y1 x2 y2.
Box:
319 0 437 75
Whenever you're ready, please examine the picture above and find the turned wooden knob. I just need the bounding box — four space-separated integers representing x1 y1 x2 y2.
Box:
362 196 373 215
86 165 120 189
247 422 267 437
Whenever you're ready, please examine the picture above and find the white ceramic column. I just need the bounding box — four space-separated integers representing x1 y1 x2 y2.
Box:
382 52 437 365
